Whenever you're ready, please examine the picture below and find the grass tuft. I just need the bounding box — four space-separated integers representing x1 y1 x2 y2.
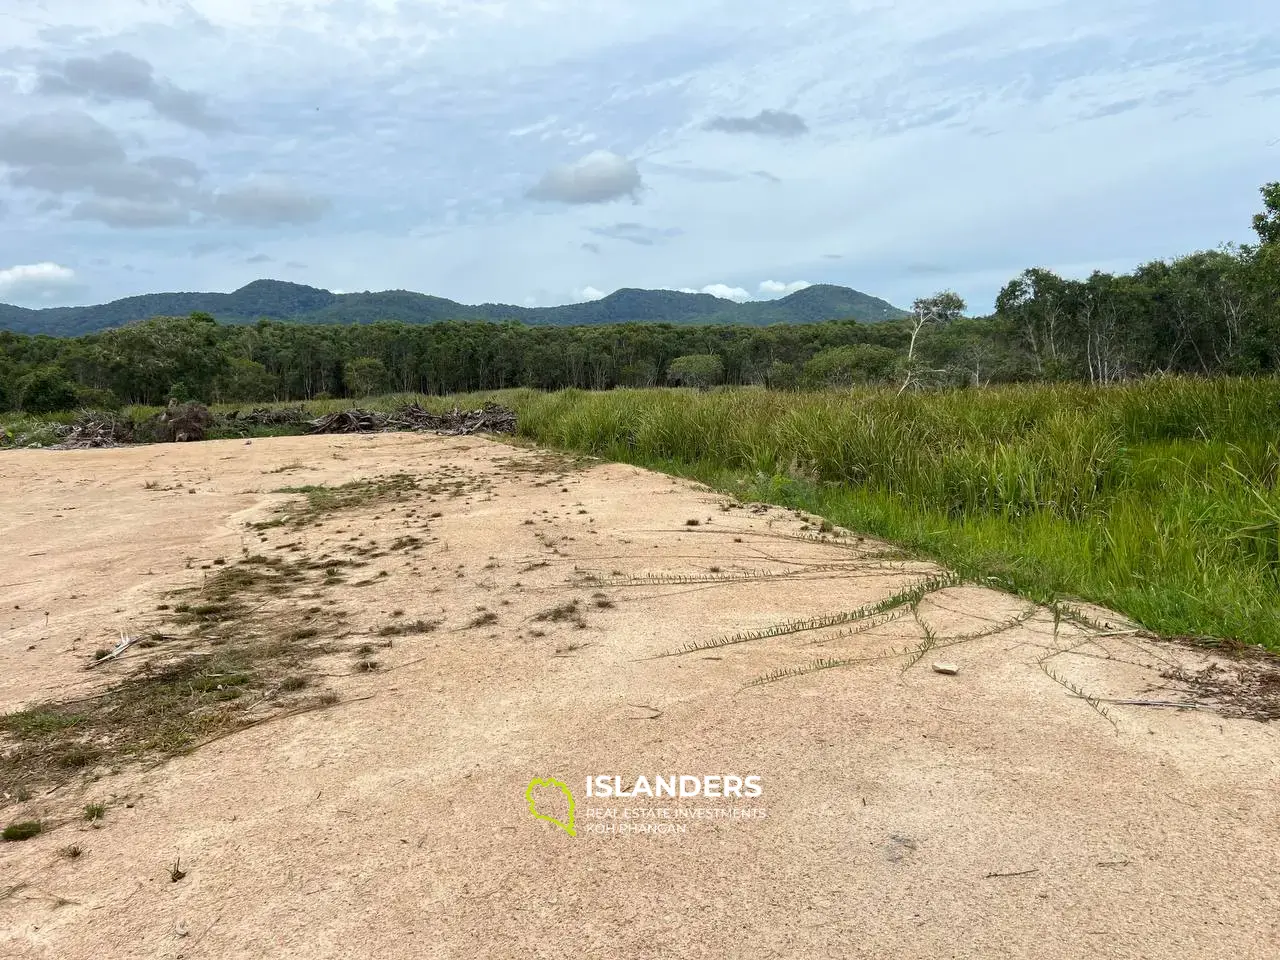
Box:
2 820 43 842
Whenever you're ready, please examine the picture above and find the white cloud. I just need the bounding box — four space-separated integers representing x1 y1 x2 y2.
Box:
0 262 81 302
698 283 751 301
573 285 606 301
758 279 811 296
527 151 643 205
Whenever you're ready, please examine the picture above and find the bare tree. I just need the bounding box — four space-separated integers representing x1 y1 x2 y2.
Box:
899 290 965 394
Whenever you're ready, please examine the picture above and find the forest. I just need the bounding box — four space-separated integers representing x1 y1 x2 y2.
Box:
0 182 1277 412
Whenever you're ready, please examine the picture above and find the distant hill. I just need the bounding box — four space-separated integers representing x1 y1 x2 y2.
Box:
0 279 909 336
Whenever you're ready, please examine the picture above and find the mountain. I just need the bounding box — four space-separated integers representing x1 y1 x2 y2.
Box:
0 279 909 337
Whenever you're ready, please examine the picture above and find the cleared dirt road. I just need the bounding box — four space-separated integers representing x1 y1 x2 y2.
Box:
1 434 1277 959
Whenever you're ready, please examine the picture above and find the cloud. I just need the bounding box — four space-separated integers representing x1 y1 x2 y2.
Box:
140 156 204 183
757 279 811 296
246 253 273 264
698 283 751 301
702 109 808 138
0 110 125 168
670 281 807 301
573 285 607 301
643 161 739 183
35 51 231 133
69 197 192 228
189 240 240 257
10 155 202 203
1082 98 1146 120
0 110 208 226
0 262 81 302
588 222 681 246
527 151 643 204
0 114 326 229
208 176 331 226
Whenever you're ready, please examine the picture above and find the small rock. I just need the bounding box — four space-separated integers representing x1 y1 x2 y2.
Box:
175 921 190 938
932 662 960 676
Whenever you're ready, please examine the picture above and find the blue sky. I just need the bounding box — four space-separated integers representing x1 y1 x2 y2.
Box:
0 0 1276 313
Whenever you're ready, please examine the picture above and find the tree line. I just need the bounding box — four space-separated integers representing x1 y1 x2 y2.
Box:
2 183 1277 412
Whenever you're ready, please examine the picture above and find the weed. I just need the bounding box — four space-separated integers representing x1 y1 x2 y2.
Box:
666 574 962 658
534 601 581 623
0 551 351 796
83 803 105 822
555 641 592 656
377 619 441 637
2 820 42 842
262 474 421 528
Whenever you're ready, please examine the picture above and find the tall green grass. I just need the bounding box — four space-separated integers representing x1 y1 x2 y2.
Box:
505 380 1280 648
7 380 1278 646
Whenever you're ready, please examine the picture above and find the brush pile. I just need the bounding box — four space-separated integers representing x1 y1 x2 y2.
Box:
53 411 136 449
306 409 385 434
29 400 518 449
307 402 517 436
393 402 518 435
142 402 214 442
221 406 308 426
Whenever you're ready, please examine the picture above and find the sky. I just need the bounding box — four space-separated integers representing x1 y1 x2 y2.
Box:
0 0 1277 314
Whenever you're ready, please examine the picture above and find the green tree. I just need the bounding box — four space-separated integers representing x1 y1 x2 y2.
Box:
1252 181 1280 246
344 356 387 397
618 359 658 387
803 345 899 387
764 359 799 391
75 385 121 409
666 354 724 389
17 365 79 413
217 358 277 402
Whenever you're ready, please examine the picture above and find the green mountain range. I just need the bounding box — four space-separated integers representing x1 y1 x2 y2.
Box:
0 279 909 337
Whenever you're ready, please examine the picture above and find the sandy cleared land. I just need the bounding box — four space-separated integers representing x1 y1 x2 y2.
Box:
1 433 1278 959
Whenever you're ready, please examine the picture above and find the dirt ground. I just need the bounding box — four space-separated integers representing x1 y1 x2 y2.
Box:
1 433 1277 959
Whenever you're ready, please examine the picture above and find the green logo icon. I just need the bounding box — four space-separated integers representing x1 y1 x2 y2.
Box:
526 777 577 837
